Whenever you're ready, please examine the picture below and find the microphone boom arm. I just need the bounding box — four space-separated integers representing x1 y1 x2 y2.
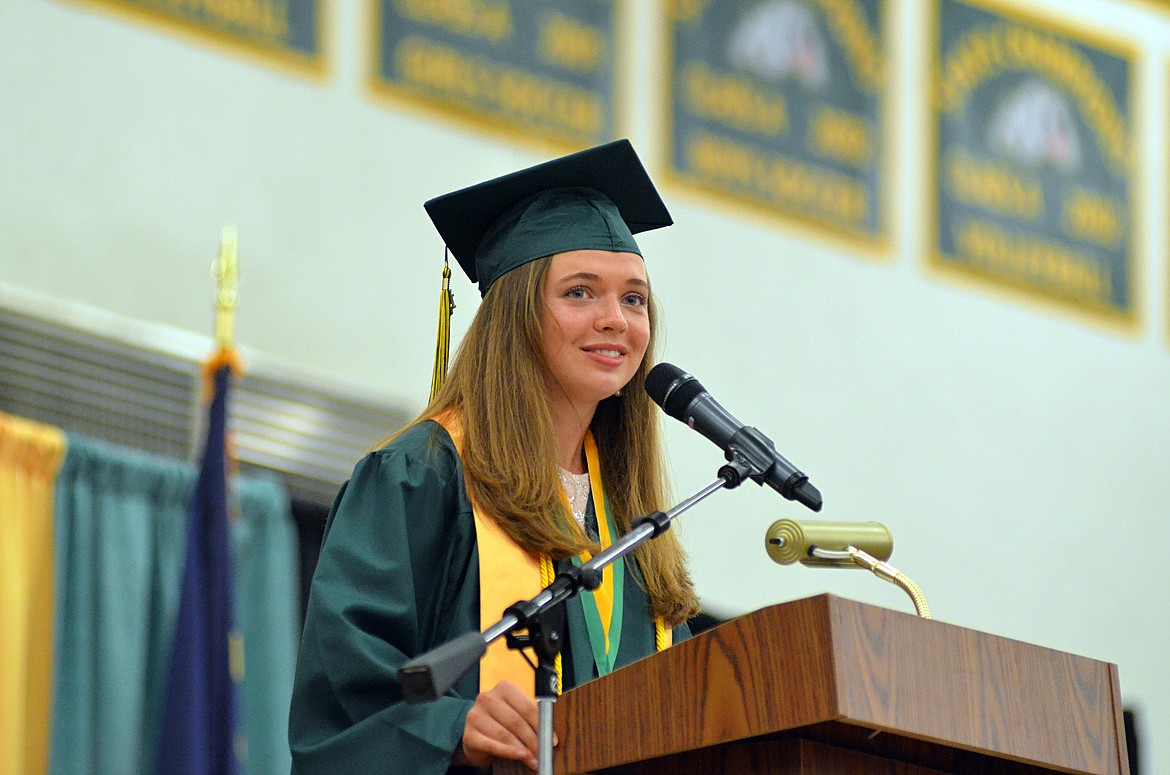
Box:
398 471 746 704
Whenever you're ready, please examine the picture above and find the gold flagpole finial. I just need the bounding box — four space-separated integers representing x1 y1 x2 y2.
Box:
212 225 239 349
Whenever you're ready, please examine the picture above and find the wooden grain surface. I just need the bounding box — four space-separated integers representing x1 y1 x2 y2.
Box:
828 598 1127 774
629 737 954 775
494 595 1127 775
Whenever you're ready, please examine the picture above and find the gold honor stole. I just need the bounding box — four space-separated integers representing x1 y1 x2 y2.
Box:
433 413 670 699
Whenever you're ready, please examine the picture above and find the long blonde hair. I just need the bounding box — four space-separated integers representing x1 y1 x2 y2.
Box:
385 256 699 627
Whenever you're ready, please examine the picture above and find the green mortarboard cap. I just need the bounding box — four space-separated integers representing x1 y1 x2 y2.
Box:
424 139 673 297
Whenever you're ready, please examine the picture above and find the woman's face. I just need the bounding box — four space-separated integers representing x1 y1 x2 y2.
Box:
540 249 651 414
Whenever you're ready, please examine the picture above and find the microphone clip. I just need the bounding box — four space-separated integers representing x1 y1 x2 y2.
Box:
727 426 821 511
717 456 756 488
725 427 808 493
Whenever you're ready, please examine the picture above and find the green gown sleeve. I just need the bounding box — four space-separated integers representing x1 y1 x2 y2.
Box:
289 422 481 775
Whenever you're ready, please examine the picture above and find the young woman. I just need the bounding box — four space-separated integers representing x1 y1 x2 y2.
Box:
289 141 699 774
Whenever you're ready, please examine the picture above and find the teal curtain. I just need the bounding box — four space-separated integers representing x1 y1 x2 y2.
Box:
49 435 297 775
234 476 297 775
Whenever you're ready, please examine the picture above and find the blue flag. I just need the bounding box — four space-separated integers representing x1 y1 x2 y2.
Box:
156 360 241 775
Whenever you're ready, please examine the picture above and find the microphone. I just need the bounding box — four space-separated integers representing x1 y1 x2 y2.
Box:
645 363 822 511
764 519 892 568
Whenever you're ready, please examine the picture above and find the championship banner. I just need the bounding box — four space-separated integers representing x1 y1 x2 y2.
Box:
932 0 1136 323
371 0 620 147
69 0 324 73
665 0 889 249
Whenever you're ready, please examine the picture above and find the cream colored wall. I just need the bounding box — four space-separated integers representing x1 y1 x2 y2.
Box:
2 0 1166 769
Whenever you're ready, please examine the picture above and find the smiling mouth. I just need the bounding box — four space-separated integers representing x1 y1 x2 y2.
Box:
588 348 623 358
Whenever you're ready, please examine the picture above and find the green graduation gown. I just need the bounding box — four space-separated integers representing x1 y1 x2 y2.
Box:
289 421 688 775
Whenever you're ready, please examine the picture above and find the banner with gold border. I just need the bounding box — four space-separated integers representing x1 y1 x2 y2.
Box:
931 0 1137 324
664 0 890 251
1123 0 1170 17
67 0 325 75
370 0 620 148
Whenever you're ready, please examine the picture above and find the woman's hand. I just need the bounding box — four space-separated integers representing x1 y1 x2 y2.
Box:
454 680 550 771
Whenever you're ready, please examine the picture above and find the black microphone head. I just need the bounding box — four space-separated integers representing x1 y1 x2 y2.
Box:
645 363 706 421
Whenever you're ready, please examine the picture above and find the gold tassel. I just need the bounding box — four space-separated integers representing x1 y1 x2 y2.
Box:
539 556 562 694
430 255 456 402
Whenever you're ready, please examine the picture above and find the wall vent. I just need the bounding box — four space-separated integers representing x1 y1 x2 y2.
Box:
0 305 409 505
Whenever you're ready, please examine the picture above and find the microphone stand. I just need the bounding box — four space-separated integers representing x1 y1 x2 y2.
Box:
397 458 760 774
503 595 565 775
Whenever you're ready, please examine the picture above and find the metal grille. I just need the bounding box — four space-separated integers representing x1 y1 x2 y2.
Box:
0 306 409 504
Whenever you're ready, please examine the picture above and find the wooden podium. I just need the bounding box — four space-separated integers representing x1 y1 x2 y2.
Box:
500 594 1129 775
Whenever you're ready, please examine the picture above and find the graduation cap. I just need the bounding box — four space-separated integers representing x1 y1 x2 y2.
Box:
423 139 673 400
425 139 673 297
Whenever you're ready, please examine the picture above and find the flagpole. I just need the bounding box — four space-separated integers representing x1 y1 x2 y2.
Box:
157 225 245 775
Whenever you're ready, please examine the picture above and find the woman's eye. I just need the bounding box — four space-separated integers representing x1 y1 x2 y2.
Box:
565 286 588 299
623 292 647 306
